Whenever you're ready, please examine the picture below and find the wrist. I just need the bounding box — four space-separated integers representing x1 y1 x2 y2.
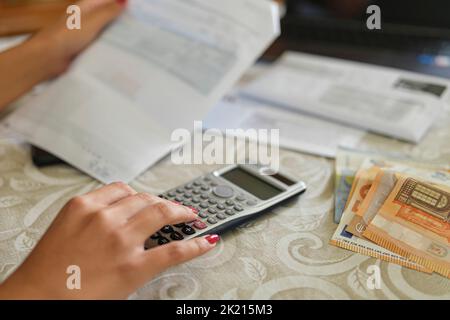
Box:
26 32 70 80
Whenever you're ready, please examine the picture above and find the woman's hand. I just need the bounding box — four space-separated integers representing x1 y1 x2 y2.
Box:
0 0 126 110
0 183 219 299
32 0 127 77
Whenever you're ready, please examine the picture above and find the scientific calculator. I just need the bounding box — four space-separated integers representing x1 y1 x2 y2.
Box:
145 164 306 248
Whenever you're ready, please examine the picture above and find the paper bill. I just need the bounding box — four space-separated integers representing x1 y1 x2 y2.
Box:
4 0 280 183
205 92 365 159
363 175 450 278
241 51 449 142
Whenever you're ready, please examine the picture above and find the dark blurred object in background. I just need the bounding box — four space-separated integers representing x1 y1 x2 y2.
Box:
272 0 450 78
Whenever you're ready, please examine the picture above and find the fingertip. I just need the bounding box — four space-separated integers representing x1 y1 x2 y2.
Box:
205 234 220 245
196 234 220 252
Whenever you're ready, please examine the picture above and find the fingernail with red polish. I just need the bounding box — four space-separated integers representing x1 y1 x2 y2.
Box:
117 0 128 7
205 234 220 245
188 206 198 214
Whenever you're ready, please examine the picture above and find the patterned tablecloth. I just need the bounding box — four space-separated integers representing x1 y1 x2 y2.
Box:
0 104 449 300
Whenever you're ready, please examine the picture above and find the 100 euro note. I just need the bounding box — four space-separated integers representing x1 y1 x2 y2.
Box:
363 175 450 278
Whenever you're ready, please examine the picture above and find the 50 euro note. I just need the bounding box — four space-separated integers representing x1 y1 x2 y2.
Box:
330 207 430 272
363 175 450 278
330 162 430 272
347 166 450 239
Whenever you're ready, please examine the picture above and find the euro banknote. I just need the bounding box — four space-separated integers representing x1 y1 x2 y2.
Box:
363 175 450 278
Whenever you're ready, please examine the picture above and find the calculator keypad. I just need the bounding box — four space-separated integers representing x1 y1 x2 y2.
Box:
144 174 260 249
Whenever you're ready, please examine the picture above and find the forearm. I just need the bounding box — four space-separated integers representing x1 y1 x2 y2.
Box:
0 37 59 111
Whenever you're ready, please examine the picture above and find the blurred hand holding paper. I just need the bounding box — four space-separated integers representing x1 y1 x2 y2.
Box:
4 0 280 183
241 52 450 143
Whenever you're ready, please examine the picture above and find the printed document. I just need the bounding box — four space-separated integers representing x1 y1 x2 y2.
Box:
205 92 365 158
241 52 450 143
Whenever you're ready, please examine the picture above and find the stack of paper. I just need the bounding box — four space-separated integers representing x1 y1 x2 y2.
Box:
240 52 450 143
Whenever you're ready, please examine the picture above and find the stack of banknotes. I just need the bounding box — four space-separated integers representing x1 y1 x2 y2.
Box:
331 147 450 278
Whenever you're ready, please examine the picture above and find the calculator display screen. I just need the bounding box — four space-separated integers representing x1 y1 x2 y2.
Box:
220 168 283 200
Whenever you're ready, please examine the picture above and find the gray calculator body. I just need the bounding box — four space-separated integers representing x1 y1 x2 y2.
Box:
145 164 307 248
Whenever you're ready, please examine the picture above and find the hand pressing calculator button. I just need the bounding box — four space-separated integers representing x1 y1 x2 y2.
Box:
144 164 306 249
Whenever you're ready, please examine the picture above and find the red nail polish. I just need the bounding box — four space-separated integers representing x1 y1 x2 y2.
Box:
117 0 127 6
188 206 198 214
205 234 220 244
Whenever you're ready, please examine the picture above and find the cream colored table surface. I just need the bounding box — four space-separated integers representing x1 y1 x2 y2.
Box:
0 108 450 300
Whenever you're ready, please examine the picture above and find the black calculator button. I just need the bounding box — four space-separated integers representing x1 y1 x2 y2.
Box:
158 237 170 245
175 196 183 202
185 184 194 190
217 213 226 220
236 195 246 202
225 209 235 216
161 225 174 234
246 200 257 206
216 204 226 210
176 188 184 193
201 185 210 191
204 176 211 182
200 194 209 200
225 200 235 206
193 189 201 195
207 217 217 224
192 197 201 203
167 191 176 197
210 182 218 187
199 202 209 209
208 199 217 204
150 232 161 239
181 225 196 235
234 205 244 212
193 181 202 186
182 201 192 207
208 208 217 214
170 232 184 241
183 192 192 199
199 212 209 218
213 185 234 198
174 223 186 228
